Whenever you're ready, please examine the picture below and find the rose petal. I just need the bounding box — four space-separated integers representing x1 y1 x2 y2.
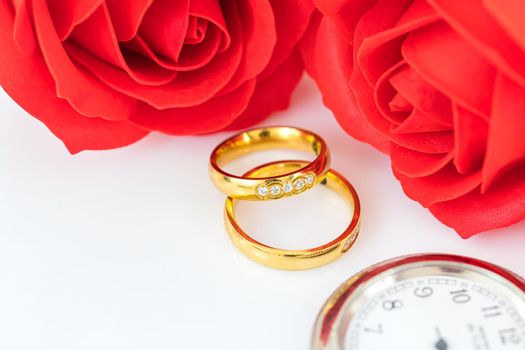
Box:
481 73 525 192
429 0 525 87
391 143 453 177
484 0 525 53
358 0 439 86
226 48 304 130
218 0 276 94
0 6 147 153
189 0 229 43
430 166 525 237
121 29 221 72
11 0 37 54
394 162 481 207
350 0 439 143
129 80 256 135
402 21 496 118
185 16 208 44
389 64 453 127
260 0 314 78
175 26 222 71
68 41 236 109
66 2 243 109
31 0 138 120
3 0 12 15
390 131 454 154
236 0 276 79
136 0 228 69
394 109 452 134
105 0 154 41
371 61 455 153
67 5 177 86
374 61 408 125
137 0 190 62
46 0 104 40
452 103 488 175
389 93 412 113
300 10 321 79
314 0 375 44
313 18 389 153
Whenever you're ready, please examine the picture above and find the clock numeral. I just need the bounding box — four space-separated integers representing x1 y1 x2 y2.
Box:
364 324 383 334
382 299 403 311
499 328 522 345
450 289 471 304
482 305 502 318
414 286 433 298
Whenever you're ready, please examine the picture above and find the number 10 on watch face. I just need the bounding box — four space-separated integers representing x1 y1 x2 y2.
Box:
346 275 524 349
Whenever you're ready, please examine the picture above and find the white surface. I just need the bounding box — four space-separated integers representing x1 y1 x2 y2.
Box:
1 76 524 350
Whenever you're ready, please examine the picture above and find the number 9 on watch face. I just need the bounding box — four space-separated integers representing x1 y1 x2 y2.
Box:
311 254 525 350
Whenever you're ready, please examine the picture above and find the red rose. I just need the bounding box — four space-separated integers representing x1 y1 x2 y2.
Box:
0 0 313 153
303 0 525 237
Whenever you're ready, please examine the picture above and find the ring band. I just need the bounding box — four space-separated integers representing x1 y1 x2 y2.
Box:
224 160 361 270
209 126 330 200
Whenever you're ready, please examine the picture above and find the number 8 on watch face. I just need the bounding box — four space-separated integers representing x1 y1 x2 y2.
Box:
311 254 525 350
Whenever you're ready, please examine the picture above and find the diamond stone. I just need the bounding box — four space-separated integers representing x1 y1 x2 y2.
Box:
294 179 306 191
257 185 269 197
283 182 293 193
343 239 352 250
270 184 282 196
306 174 315 185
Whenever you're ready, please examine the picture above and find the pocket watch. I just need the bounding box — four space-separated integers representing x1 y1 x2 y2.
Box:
312 254 525 350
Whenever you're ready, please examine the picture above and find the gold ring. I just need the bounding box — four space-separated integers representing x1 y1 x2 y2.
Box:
209 126 330 200
224 160 361 270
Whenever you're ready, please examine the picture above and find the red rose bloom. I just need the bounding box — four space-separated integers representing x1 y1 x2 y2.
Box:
0 0 313 153
303 0 525 237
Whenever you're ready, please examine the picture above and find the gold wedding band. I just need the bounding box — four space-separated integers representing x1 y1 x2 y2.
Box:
224 160 361 270
209 126 330 201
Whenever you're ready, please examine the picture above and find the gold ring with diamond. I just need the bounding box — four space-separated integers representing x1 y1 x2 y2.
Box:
224 160 361 270
209 126 330 201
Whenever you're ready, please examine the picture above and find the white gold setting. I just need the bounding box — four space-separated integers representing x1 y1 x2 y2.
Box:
255 172 317 199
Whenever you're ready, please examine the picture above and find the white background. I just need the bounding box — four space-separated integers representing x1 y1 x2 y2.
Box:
1 76 524 350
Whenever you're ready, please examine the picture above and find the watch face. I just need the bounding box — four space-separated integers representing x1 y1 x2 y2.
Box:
346 275 525 350
312 255 525 350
